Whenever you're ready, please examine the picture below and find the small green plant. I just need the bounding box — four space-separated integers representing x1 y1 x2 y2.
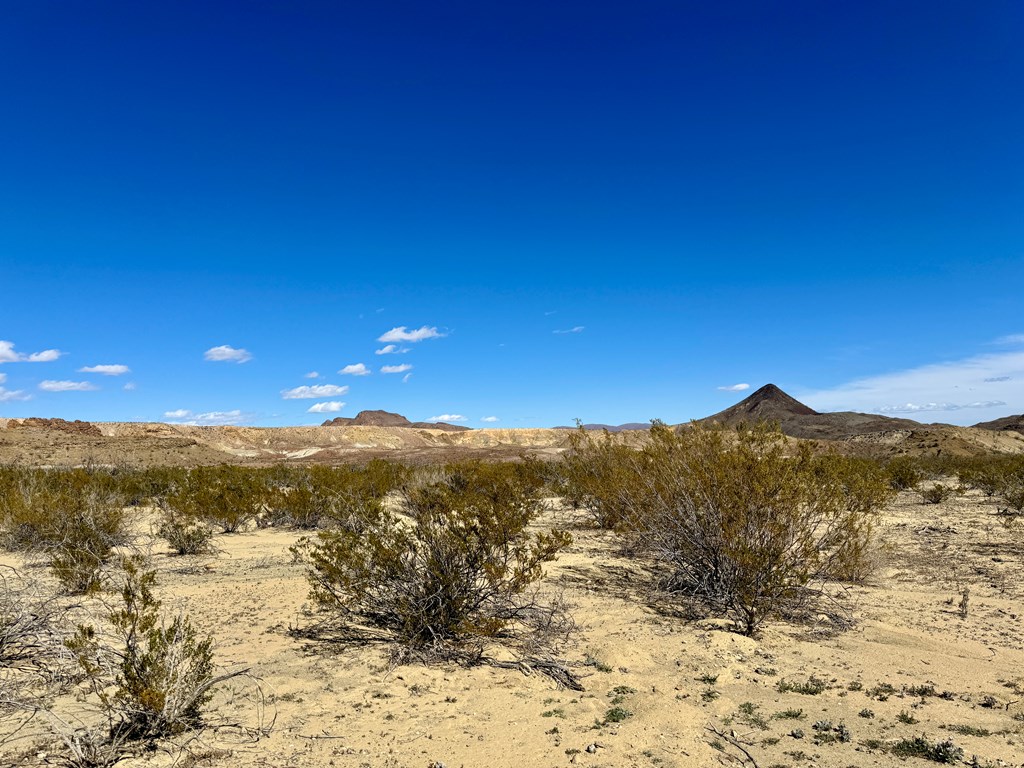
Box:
603 705 632 723
777 676 826 695
942 724 991 737
773 708 806 720
858 708 875 718
897 710 919 724
920 484 955 504
66 558 219 745
890 736 964 763
157 514 215 556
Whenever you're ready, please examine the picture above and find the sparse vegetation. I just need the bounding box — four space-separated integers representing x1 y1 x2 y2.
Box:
294 460 573 662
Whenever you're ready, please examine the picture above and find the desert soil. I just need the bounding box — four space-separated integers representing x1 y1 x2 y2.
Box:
3 486 1024 768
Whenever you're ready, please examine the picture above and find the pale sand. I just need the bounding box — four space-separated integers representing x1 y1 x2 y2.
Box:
3 487 1023 767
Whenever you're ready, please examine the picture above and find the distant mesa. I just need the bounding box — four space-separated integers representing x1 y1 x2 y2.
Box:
321 409 471 432
7 417 102 437
972 414 1024 434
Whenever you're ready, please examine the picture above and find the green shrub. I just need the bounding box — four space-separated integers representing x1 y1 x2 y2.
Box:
66 558 215 741
0 469 130 594
920 484 955 504
294 460 571 660
556 427 644 529
890 736 963 763
157 514 216 556
619 423 885 634
887 457 924 491
162 466 270 533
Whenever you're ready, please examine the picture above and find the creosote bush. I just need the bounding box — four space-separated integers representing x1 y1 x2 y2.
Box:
572 422 890 635
294 460 571 661
0 469 130 594
66 558 216 742
162 465 270 533
920 484 955 505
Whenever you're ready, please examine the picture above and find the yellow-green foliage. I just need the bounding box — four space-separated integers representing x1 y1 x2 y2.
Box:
294 460 571 658
67 558 214 740
886 456 924 491
557 428 645 529
0 468 129 594
615 423 888 635
262 460 409 530
162 465 271 533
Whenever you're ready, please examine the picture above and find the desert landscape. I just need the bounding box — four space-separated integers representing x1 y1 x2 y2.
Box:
2 387 1024 768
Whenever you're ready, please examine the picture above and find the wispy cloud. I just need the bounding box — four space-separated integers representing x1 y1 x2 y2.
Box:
78 364 130 376
402 373 412 384
39 380 98 392
0 340 62 364
123 382 136 391
281 384 349 399
304 371 321 379
339 363 371 376
163 409 249 426
0 386 30 402
204 345 252 363
799 347 1024 425
874 401 1006 414
378 326 445 343
375 344 410 355
381 364 413 374
307 401 345 413
717 383 751 392
426 413 466 423
481 416 500 423
993 334 1024 345
553 326 585 334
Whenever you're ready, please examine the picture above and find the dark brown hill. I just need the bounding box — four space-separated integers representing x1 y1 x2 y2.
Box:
700 384 922 440
973 414 1024 434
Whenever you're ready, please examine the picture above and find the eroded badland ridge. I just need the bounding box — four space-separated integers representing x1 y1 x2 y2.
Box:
2 388 1023 467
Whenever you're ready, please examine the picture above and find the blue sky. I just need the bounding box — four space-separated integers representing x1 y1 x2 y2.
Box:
1 1 1022 427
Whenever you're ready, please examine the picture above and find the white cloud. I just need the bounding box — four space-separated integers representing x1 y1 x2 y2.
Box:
381 364 413 374
0 340 63 364
304 371 321 378
39 380 98 392
204 345 252 363
375 345 410 355
281 384 349 400
339 363 371 376
27 349 62 362
123 382 136 391
0 373 5 384
874 401 1006 414
0 387 30 402
717 383 751 392
78 364 130 376
378 326 445 343
481 416 500 423
307 401 345 413
799 348 1024 425
426 414 467 423
163 409 248 426
553 326 585 334
402 373 412 384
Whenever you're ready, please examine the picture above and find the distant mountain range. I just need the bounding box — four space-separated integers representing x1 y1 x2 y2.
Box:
321 409 471 432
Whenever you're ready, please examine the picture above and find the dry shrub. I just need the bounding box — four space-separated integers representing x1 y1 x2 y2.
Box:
294 460 571 661
886 456 924 491
66 558 217 744
920 483 956 504
162 466 270 534
262 460 408 531
612 423 887 635
557 427 645 529
0 469 130 595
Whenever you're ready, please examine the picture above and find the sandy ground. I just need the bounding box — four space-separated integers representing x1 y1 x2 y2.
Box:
3 486 1024 768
